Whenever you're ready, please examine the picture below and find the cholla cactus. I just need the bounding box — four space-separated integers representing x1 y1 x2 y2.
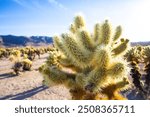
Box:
12 61 23 75
143 46 150 99
0 48 10 59
10 49 21 58
124 46 150 99
0 48 5 59
22 58 32 71
9 48 33 75
124 47 146 97
23 46 36 60
39 15 130 100
34 48 41 59
9 50 22 75
1 46 50 75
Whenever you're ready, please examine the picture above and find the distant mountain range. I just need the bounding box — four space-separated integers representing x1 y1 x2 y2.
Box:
0 35 149 47
0 35 53 47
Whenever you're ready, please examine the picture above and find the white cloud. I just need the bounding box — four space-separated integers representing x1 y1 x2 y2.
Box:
12 0 46 11
13 0 67 10
48 0 67 10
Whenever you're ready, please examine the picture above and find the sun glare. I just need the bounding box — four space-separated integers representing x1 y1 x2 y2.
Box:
125 0 150 41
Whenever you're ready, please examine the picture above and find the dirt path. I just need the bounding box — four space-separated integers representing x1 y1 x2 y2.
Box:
0 54 70 100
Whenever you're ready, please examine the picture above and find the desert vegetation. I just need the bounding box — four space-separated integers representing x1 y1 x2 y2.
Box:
124 45 150 99
0 15 150 100
0 46 52 75
38 15 150 100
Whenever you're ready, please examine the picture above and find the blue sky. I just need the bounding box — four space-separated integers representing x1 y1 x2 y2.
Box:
0 0 150 42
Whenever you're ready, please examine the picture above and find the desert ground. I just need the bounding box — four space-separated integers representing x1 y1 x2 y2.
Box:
0 53 71 100
0 53 149 100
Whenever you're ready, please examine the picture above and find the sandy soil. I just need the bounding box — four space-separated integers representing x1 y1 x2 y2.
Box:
0 54 71 100
0 53 149 100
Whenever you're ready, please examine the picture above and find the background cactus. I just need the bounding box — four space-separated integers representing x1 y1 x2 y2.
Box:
1 46 52 75
0 48 10 59
9 49 22 75
8 48 33 75
0 48 5 59
143 46 150 99
22 58 32 71
124 46 150 99
39 15 130 100
124 46 146 98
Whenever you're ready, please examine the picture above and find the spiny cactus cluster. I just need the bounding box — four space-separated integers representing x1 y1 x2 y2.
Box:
0 46 52 60
124 45 150 99
18 46 52 61
39 15 130 100
143 46 150 99
0 48 11 58
29 46 52 60
0 46 52 75
9 49 33 75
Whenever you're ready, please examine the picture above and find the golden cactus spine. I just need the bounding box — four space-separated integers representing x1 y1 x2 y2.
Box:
39 15 130 100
